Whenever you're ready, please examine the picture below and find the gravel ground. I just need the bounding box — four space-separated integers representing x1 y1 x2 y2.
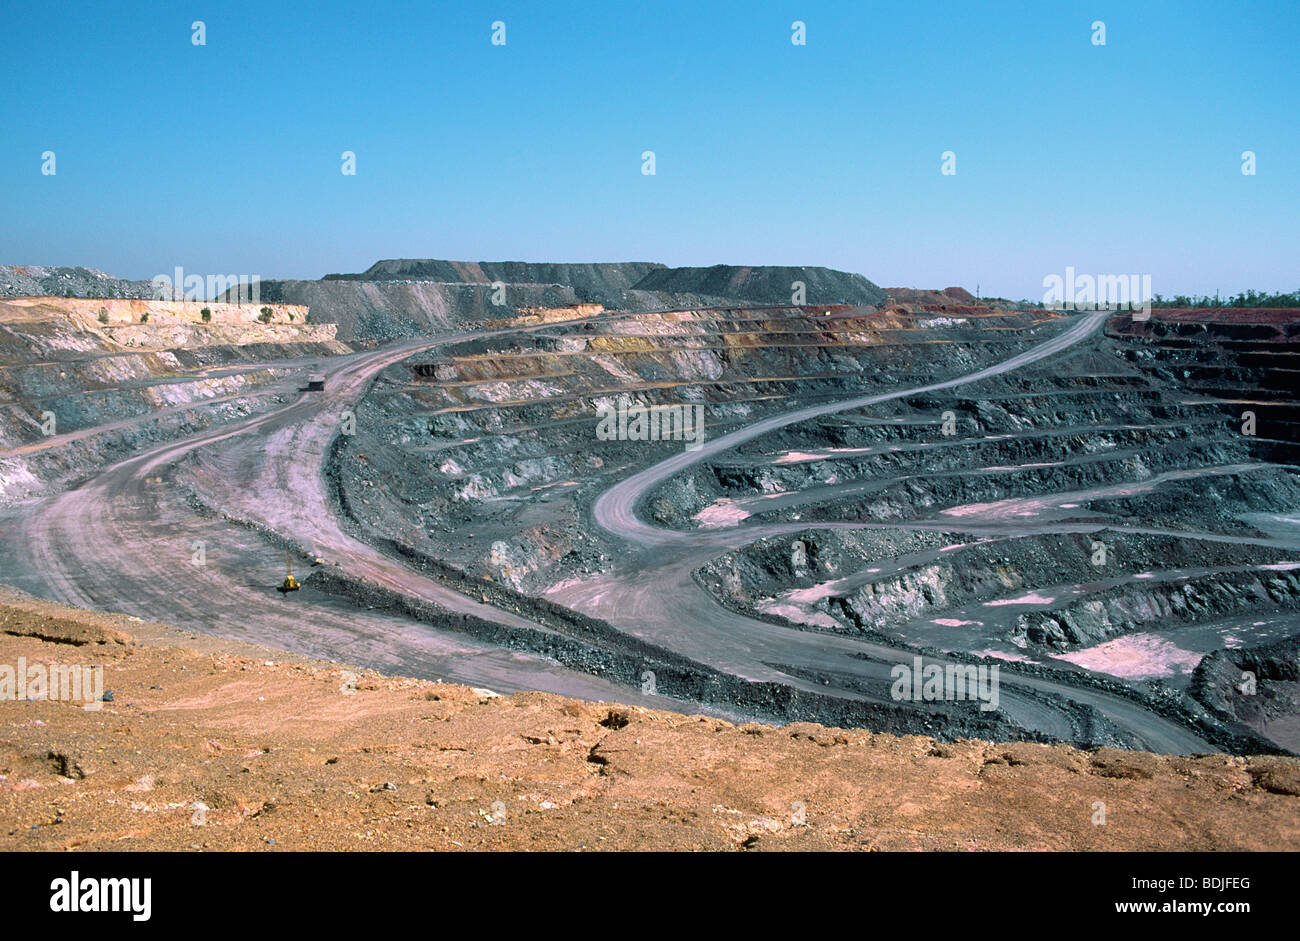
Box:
1 589 1298 851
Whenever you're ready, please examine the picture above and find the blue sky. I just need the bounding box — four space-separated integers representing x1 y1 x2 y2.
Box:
3 0 1296 299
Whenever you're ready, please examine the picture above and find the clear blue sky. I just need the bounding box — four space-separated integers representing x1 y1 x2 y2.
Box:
3 0 1296 300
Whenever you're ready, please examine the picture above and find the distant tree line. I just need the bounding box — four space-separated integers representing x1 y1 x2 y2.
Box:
1150 289 1300 309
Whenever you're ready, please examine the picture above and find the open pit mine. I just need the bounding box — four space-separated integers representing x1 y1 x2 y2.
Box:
2 260 1298 764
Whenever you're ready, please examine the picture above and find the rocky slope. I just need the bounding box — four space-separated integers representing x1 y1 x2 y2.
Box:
249 278 588 342
0 265 155 300
632 264 886 306
245 260 887 341
325 298 1299 754
0 296 348 505
1108 308 1300 460
330 259 665 302
2 586 1296 851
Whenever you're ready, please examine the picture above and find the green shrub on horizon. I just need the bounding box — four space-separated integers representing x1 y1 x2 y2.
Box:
1151 289 1300 309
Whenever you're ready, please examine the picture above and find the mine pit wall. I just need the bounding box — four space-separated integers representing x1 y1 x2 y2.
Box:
0 296 334 356
0 296 311 330
242 279 591 342
1107 309 1300 458
305 494 1269 752
329 311 906 592
1193 633 1300 740
654 438 1270 533
639 324 1300 537
305 432 1052 741
0 264 156 299
247 277 819 343
323 259 890 308
1015 569 1300 650
677 405 1299 655
290 505 1079 746
329 259 664 292
325 306 1064 596
0 296 349 505
687 531 1282 755
630 264 887 307
0 373 282 504
695 530 1298 640
316 304 1288 752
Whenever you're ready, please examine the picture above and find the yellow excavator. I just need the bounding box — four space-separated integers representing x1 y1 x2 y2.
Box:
277 546 300 593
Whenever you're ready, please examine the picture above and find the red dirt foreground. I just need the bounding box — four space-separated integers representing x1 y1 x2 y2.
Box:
1 587 1297 851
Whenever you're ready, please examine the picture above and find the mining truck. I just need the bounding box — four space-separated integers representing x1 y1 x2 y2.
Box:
277 546 300 593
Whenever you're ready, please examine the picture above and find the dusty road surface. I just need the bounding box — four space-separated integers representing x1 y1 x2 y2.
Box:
2 589 1297 851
